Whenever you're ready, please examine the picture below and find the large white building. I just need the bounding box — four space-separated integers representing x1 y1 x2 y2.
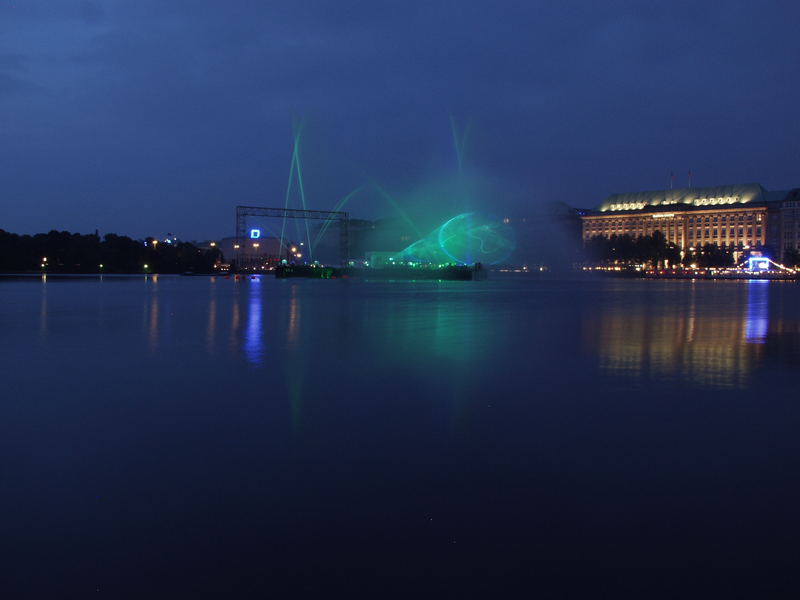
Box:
581 183 800 259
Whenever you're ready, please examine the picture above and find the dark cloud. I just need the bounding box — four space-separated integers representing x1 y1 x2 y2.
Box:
1 0 799 239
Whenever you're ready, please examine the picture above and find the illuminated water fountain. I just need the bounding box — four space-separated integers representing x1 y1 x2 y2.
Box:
395 212 516 266
272 119 512 276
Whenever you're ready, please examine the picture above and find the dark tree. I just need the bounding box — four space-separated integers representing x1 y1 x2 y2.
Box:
782 248 800 267
686 243 735 268
583 232 682 267
0 229 220 273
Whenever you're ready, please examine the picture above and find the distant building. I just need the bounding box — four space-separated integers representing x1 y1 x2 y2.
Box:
308 218 376 264
364 251 396 267
780 189 800 256
203 236 303 269
581 183 799 259
504 202 588 268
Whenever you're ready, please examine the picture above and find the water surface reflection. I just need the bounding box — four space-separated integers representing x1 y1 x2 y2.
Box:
7 275 800 595
146 288 159 353
586 280 794 388
745 280 769 344
244 278 264 365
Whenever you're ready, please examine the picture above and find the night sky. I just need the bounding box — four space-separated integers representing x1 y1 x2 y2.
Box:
3 1 799 240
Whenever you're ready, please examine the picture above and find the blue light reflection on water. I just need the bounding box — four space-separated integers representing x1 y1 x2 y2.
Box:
244 276 264 364
745 279 769 344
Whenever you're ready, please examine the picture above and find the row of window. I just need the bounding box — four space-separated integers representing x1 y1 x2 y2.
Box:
585 213 762 229
590 237 763 249
714 241 763 248
687 215 760 225
585 225 761 234
586 231 763 241
687 228 761 238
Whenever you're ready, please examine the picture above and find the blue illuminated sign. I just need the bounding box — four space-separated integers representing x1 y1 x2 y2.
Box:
748 257 770 271
250 228 261 239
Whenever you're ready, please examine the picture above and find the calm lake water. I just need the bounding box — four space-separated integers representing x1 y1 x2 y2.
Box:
3 274 800 595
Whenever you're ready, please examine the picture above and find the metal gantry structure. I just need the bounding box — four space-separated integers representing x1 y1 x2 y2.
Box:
234 205 350 269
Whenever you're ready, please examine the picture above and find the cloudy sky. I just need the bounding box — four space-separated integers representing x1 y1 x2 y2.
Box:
2 0 799 239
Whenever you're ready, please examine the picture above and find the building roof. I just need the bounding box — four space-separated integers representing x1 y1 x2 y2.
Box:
596 183 769 213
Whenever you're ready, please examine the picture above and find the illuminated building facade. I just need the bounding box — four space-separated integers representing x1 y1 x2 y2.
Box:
581 183 796 258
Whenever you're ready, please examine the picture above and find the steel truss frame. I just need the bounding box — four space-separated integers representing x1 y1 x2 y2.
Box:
234 205 350 268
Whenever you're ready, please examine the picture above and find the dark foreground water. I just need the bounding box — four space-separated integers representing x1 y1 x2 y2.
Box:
3 274 800 596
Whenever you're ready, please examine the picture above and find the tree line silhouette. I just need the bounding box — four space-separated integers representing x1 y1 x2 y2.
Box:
0 230 221 273
583 231 752 268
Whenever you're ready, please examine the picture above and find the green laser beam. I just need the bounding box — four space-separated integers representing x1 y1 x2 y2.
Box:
278 138 297 255
373 182 423 239
314 186 363 248
292 130 314 262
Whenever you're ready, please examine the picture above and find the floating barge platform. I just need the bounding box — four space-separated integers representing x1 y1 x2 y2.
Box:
274 264 487 281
